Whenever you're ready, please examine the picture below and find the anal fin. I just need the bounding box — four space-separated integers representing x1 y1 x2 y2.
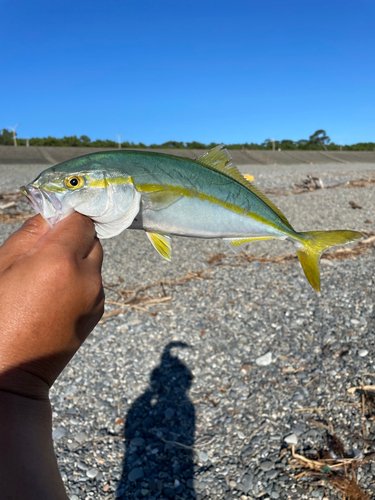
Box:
223 236 277 254
146 232 171 261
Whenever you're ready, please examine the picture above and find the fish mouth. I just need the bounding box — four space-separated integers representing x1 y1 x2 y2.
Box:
20 185 65 227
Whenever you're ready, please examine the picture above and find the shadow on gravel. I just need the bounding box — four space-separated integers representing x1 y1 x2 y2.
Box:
116 342 196 499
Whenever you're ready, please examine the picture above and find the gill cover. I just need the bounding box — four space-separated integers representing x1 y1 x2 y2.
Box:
74 176 141 239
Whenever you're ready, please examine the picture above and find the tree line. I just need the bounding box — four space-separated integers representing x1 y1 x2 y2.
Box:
0 128 374 151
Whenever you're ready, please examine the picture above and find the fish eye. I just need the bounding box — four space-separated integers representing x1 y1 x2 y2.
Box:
65 175 84 189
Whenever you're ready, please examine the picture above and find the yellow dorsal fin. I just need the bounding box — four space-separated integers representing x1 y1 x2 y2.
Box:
146 231 171 261
196 145 293 230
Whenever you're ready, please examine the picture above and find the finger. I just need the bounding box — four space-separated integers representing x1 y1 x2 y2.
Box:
0 215 50 272
85 237 103 270
37 212 97 260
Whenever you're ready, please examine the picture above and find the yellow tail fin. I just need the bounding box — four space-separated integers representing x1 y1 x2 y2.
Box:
296 230 362 292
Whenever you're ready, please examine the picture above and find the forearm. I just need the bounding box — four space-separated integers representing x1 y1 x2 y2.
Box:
0 390 68 500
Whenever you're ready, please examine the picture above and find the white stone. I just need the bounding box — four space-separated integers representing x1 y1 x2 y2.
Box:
284 433 298 445
256 352 273 366
358 349 369 357
86 468 98 479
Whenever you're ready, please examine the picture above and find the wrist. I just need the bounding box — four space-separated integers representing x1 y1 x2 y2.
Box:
0 366 50 401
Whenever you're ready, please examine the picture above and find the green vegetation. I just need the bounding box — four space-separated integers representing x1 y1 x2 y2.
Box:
0 129 374 150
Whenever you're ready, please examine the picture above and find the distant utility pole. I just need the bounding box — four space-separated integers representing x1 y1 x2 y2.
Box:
115 134 123 149
8 124 20 147
26 137 29 147
272 139 275 152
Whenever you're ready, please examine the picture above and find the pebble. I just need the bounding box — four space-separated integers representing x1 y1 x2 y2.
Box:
259 460 275 471
86 468 99 479
128 467 144 482
255 352 273 366
198 451 210 463
240 474 253 493
74 431 88 444
164 408 175 420
358 349 369 357
265 469 278 480
52 427 66 441
284 433 298 445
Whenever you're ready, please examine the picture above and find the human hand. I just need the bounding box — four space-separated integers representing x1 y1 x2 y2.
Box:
0 213 104 399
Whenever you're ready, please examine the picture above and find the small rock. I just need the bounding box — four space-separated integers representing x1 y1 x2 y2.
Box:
141 489 149 496
186 478 194 489
240 474 253 493
259 460 275 471
70 496 79 500
198 451 209 463
237 431 245 439
52 427 66 441
285 433 298 445
194 480 207 491
86 468 98 479
128 467 144 482
265 469 278 480
256 352 273 366
73 432 88 444
358 349 369 357
351 319 360 325
164 408 175 420
163 487 176 498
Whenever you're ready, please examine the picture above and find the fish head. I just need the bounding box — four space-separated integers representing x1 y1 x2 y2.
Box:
21 166 141 238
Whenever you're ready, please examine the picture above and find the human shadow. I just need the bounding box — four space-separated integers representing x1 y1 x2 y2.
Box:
116 342 196 499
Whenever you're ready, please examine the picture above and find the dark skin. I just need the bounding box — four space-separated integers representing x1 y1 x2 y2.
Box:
0 213 104 500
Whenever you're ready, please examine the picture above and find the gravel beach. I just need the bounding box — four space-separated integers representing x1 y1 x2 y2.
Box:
1 161 375 500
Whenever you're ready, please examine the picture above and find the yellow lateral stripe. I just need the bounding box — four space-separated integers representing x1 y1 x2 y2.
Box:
138 183 297 238
89 176 132 188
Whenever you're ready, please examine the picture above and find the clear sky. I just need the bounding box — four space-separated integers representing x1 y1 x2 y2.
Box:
1 0 374 145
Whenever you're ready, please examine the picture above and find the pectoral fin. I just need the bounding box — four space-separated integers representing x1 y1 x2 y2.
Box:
223 236 277 254
143 190 182 211
146 232 171 261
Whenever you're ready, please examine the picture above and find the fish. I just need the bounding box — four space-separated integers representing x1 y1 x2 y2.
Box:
21 145 362 292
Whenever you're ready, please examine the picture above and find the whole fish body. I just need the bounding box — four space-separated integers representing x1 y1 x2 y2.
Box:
21 145 362 292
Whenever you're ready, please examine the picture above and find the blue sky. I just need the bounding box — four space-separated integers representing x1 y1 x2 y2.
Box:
1 0 374 145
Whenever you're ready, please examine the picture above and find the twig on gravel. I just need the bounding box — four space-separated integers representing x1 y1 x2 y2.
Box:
347 386 375 395
0 201 16 209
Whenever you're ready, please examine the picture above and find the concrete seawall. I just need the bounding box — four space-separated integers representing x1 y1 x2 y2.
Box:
1 145 375 166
